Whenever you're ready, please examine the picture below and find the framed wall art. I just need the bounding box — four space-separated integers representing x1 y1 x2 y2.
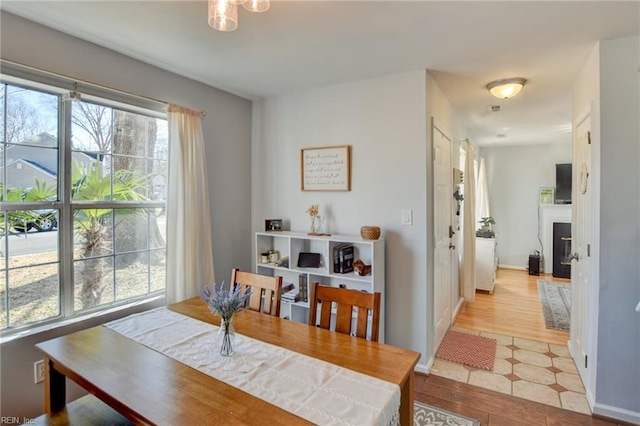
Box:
539 187 555 205
300 145 351 191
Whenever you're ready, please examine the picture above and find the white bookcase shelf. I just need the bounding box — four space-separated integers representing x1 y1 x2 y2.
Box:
255 231 385 341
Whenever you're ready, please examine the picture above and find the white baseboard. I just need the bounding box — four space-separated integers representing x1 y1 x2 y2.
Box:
497 264 527 271
452 298 464 322
592 402 640 424
415 362 430 375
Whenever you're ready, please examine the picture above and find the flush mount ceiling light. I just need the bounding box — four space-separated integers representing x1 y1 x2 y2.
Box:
208 0 270 32
486 78 527 99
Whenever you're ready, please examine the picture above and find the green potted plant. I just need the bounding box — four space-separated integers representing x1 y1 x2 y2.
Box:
477 216 496 238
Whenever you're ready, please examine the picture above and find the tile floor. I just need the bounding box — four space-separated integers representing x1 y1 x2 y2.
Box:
431 326 590 415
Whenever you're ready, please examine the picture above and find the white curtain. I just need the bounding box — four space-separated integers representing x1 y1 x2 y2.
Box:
165 104 215 304
476 157 490 221
462 140 476 301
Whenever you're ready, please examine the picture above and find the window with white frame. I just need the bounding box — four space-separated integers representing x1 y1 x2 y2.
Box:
0 78 167 333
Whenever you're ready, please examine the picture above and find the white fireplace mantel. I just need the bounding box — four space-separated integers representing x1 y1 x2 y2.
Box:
540 204 572 273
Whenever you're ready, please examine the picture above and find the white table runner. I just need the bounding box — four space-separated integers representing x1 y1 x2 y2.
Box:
105 308 400 426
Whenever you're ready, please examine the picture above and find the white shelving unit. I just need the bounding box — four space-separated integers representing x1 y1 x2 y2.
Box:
255 231 385 341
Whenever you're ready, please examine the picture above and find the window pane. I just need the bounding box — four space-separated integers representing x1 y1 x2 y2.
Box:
73 209 114 258
6 210 59 267
151 160 167 201
155 119 168 161
1 84 59 203
71 101 113 152
114 208 148 253
74 256 114 311
150 208 166 249
7 264 60 327
115 252 149 300
5 85 58 145
5 144 58 193
71 158 113 202
150 249 166 293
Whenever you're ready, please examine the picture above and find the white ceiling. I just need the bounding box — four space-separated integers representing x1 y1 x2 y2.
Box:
2 1 638 146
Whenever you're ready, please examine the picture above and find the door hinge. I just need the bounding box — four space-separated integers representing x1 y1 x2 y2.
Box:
585 355 588 369
587 131 591 145
587 244 591 257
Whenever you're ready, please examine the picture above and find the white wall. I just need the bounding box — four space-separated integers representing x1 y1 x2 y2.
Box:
594 35 640 420
481 143 572 269
1 12 252 419
253 70 431 363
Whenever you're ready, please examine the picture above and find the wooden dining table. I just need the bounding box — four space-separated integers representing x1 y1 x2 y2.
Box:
36 297 421 425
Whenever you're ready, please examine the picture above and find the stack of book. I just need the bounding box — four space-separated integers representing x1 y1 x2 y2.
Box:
281 287 300 303
333 244 354 274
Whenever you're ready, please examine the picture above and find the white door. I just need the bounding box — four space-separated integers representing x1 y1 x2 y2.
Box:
433 121 453 349
570 113 592 380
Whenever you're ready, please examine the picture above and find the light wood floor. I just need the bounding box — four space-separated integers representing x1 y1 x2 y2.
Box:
454 268 570 346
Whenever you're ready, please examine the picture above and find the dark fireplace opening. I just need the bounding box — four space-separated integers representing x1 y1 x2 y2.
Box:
553 222 572 279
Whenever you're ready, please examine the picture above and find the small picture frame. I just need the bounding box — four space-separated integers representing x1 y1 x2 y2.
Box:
265 219 283 232
539 187 555 205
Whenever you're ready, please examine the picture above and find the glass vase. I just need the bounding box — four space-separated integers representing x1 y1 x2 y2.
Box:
218 317 235 356
309 215 317 234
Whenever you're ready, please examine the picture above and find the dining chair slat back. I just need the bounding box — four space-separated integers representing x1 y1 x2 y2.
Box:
231 268 283 317
308 282 381 342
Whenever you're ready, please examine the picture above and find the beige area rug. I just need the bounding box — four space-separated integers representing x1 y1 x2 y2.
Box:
435 330 497 371
537 280 571 331
414 401 481 426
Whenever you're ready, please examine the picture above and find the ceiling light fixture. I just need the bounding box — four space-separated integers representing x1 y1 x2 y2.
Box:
208 0 270 32
486 77 527 99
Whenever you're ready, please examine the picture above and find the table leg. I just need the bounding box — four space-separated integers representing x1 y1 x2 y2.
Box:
44 356 66 412
399 373 414 426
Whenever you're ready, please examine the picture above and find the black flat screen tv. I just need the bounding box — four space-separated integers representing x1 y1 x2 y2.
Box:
555 163 572 204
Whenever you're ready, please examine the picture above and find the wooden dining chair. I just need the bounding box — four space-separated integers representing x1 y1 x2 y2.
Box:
308 282 381 342
230 268 283 316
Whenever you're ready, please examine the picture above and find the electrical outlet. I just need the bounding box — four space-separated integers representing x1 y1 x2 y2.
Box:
34 360 45 384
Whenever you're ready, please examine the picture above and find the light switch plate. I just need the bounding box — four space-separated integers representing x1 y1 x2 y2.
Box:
401 209 413 226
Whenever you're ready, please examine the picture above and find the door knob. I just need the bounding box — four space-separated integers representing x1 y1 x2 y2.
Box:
569 253 580 261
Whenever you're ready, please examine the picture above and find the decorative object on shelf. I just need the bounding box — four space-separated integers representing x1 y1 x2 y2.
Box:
306 204 319 234
207 0 270 33
297 252 322 268
476 216 495 238
301 145 351 191
353 259 371 276
265 219 283 232
539 187 555 205
201 282 251 356
315 215 324 234
275 256 288 268
268 249 279 263
260 252 269 263
360 226 381 240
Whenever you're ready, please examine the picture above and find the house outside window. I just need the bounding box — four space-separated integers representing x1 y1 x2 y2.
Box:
0 79 167 334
